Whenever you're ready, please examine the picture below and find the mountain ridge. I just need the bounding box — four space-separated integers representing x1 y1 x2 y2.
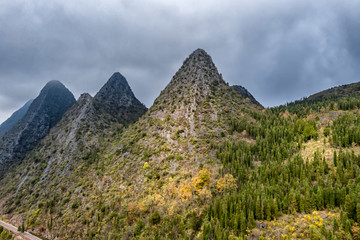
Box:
0 80 75 178
306 81 360 102
2 49 360 239
0 99 33 138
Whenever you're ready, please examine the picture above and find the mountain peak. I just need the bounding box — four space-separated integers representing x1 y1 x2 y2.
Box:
94 73 147 123
149 49 252 137
153 49 225 107
178 49 219 80
45 79 63 86
0 81 75 178
95 72 134 105
110 71 125 79
42 80 65 89
39 80 71 97
190 48 208 56
107 72 128 86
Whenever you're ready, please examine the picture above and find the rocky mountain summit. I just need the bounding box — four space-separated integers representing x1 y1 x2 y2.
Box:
0 99 33 138
94 72 147 123
0 80 75 178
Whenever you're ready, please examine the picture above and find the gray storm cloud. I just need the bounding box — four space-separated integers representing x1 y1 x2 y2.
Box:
1 0 360 123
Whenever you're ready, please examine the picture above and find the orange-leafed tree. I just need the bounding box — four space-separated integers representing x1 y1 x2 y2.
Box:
216 174 237 194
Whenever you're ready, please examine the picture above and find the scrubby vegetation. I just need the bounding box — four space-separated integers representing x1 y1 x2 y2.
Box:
0 226 12 240
1 50 360 239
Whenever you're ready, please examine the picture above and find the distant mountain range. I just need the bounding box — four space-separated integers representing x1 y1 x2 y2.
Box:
0 99 33 138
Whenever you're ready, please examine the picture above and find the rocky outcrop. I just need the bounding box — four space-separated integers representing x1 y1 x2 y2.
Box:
0 80 75 178
94 72 147 123
28 93 118 183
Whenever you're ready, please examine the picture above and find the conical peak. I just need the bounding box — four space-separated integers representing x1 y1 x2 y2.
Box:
109 72 127 83
95 73 132 104
182 48 217 71
167 48 225 90
38 80 75 102
94 73 147 123
41 80 66 92
190 48 209 57
96 72 132 97
36 81 75 107
46 80 63 86
151 49 227 114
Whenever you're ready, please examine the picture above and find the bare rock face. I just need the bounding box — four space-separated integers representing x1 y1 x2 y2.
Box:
232 85 261 106
28 93 118 183
94 72 147 123
1 72 146 183
0 99 33 138
0 80 75 178
157 48 226 100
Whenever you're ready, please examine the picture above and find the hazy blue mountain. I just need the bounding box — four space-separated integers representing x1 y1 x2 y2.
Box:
0 99 33 138
0 80 75 178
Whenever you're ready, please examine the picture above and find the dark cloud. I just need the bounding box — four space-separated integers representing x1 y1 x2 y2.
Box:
1 0 360 123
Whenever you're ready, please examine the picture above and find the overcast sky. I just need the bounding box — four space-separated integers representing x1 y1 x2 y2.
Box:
1 0 360 123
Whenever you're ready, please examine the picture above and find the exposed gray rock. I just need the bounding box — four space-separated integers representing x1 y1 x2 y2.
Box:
94 72 147 123
0 80 75 178
0 99 33 138
34 92 118 183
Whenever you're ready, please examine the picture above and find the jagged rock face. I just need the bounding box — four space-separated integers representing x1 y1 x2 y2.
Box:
148 48 233 137
232 85 261 106
94 72 147 123
156 48 226 102
25 93 118 184
0 99 33 138
0 80 75 178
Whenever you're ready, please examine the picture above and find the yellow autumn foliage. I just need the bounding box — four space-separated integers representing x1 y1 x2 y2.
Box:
191 169 211 192
180 183 193 200
216 174 237 193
